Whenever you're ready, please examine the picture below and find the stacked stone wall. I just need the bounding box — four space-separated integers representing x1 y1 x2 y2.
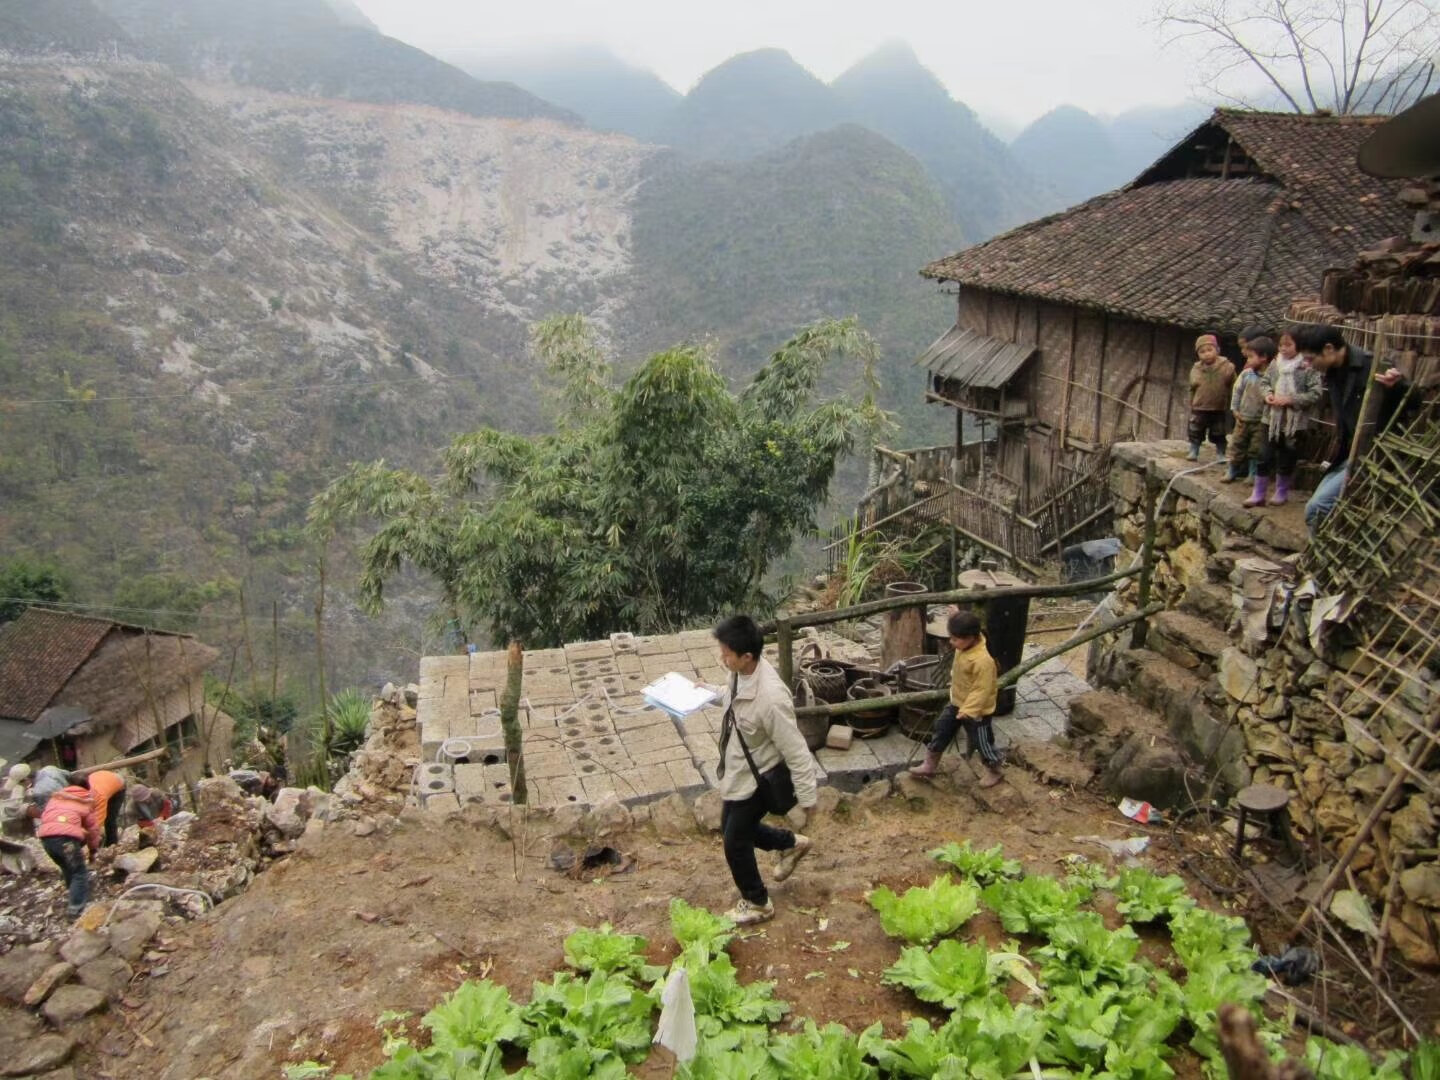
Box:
1097 441 1439 967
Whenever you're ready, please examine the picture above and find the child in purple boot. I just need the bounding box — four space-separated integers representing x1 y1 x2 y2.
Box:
1246 327 1323 508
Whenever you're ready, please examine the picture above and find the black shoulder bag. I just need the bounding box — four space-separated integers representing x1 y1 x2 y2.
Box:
723 676 798 816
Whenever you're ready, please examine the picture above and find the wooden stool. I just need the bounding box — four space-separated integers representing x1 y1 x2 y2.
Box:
1233 783 1296 860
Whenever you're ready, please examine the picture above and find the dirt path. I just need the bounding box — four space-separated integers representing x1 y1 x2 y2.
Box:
82 769 1437 1078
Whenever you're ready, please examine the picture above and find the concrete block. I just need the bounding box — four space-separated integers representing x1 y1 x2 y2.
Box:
420 718 448 761
417 762 454 797
684 733 720 762
678 629 714 649
424 793 462 815
581 773 619 802
666 760 706 795
630 764 678 800
531 775 586 808
480 764 514 805
631 744 692 767
622 728 685 756
641 654 695 678
453 764 490 801
612 707 672 732
468 689 497 713
564 640 616 661
826 725 854 750
523 752 573 781
817 742 880 771
634 635 675 656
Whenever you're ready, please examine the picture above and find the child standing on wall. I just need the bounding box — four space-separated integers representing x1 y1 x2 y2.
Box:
908 610 1002 787
1187 334 1235 462
1246 327 1324 508
1223 336 1275 483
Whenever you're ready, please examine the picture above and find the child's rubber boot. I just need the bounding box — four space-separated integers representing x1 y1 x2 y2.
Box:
908 749 942 778
1220 461 1241 483
1269 475 1291 506
1186 443 1200 462
1243 476 1269 508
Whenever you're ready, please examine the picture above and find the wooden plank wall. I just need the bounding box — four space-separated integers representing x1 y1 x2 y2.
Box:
954 289 1199 496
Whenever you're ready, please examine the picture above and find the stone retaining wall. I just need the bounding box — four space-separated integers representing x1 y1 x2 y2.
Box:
1095 441 1439 967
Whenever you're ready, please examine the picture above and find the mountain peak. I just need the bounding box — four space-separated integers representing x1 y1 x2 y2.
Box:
832 41 952 109
661 48 845 161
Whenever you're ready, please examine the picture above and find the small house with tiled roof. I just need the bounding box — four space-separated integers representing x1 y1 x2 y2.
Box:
918 109 1412 502
0 608 230 786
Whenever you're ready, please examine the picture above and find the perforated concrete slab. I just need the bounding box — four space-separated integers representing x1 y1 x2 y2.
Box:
414 631 1091 809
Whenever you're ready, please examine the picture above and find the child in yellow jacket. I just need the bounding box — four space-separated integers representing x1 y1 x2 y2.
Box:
908 610 1002 787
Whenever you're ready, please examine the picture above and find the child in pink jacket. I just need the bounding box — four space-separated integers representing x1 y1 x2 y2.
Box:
37 779 100 918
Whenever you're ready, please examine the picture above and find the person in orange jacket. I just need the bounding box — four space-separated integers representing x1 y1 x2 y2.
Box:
37 776 100 918
85 769 127 847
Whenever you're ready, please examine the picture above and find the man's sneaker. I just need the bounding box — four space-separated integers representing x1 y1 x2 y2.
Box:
774 834 812 883
724 898 775 926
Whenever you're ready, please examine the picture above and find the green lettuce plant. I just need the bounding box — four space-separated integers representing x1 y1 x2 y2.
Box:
868 876 981 944
928 841 1022 885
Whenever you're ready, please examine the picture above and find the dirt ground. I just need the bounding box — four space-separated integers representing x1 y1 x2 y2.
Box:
73 768 1438 1079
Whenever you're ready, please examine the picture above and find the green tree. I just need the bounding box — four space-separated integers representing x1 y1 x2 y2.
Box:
309 316 886 647
0 556 71 623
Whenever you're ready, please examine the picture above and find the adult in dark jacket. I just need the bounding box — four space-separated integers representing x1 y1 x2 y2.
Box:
1297 325 1410 535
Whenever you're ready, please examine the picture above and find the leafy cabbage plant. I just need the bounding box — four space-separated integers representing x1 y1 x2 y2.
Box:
868 876 980 944
1109 867 1196 924
562 923 663 981
928 841 1022 885
882 938 1037 1010
981 874 1091 936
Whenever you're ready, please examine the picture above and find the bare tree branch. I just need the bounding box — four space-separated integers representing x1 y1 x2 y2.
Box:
1155 0 1440 113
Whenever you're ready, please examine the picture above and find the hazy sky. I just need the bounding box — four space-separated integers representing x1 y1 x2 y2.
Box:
352 0 1205 127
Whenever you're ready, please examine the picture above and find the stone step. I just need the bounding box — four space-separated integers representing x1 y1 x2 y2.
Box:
1064 688 1192 808
1092 647 1250 795
1179 580 1233 625
1147 610 1233 677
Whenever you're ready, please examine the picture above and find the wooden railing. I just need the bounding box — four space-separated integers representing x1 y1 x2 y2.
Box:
831 446 1115 576
765 561 1156 716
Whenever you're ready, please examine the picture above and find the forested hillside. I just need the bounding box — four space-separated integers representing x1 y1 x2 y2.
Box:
0 3 958 694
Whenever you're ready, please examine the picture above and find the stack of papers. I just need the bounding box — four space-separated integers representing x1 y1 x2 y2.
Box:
642 672 718 717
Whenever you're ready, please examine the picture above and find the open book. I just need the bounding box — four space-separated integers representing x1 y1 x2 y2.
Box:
642 672 718 718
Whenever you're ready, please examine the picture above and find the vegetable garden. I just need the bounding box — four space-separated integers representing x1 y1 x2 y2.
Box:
287 841 1437 1080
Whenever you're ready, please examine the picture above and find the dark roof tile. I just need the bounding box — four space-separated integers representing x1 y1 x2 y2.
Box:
923 110 1411 330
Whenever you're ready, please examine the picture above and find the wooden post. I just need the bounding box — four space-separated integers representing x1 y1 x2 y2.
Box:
500 642 526 804
314 552 330 789
1130 475 1159 649
1344 326 1390 482
776 619 794 690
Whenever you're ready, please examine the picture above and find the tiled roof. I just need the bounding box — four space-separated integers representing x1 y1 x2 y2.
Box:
0 610 113 722
923 110 1411 330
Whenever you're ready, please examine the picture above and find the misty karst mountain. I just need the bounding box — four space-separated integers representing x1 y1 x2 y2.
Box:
445 44 681 143
658 48 852 162
92 0 577 122
1010 105 1130 210
829 41 1053 240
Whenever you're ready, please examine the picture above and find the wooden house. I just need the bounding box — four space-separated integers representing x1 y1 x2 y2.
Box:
918 109 1412 503
0 609 231 787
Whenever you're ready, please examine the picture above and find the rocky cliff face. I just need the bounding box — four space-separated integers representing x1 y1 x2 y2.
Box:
194 83 657 321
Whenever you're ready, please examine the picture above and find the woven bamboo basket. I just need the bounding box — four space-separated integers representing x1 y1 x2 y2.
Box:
845 678 896 738
792 678 829 751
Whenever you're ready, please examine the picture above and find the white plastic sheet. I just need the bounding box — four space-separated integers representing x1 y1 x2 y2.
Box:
653 966 697 1062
